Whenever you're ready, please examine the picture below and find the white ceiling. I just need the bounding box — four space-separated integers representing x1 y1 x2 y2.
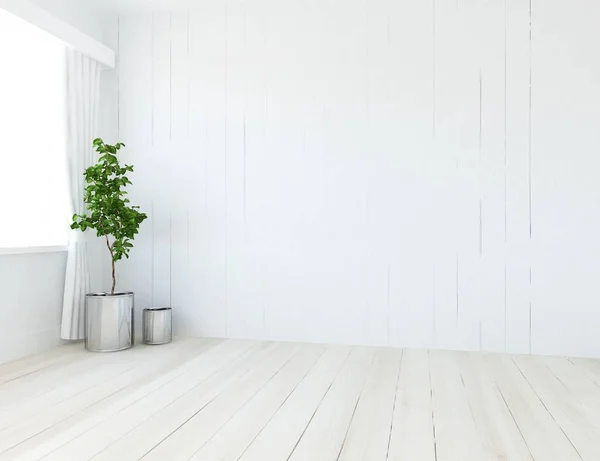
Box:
87 0 236 13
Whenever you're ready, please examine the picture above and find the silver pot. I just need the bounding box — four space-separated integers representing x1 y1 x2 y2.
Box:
85 292 134 352
143 307 172 345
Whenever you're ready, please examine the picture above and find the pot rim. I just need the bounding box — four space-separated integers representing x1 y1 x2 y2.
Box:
86 292 134 298
145 307 172 311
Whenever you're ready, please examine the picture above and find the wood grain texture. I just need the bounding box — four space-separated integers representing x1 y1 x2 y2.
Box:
2 340 599 460
99 0 600 357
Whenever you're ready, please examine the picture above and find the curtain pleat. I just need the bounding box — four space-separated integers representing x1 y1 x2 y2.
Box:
61 49 101 340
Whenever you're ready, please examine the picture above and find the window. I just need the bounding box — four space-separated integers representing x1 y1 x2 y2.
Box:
0 8 69 248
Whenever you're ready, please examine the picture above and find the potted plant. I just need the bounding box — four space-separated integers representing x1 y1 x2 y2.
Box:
71 138 148 352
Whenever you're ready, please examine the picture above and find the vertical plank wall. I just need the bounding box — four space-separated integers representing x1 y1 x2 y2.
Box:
99 0 600 358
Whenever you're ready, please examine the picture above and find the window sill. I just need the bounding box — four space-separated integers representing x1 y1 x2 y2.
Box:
0 245 68 256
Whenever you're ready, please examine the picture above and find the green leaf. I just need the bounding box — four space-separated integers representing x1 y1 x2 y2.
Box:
70 138 148 287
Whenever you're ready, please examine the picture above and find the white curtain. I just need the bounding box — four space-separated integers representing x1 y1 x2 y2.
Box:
61 49 101 340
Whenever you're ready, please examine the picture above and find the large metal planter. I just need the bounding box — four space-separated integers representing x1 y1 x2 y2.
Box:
85 292 134 352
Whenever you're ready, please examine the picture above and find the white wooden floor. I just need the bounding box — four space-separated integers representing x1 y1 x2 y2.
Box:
1 338 600 460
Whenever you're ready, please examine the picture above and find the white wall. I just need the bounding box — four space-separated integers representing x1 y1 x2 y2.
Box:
101 0 600 358
0 246 109 365
0 252 67 363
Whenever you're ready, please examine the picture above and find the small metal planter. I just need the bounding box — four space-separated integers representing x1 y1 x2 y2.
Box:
85 292 134 352
143 307 172 345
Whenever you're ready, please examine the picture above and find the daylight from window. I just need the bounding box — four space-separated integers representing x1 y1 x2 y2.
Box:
0 8 68 248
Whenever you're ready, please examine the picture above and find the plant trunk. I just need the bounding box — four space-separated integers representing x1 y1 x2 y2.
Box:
105 235 116 295
111 258 116 294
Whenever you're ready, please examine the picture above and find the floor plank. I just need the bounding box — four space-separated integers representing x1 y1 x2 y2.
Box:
286 346 376 461
457 352 534 461
0 338 220 460
141 342 301 460
0 349 96 410
337 347 402 461
237 345 351 461
543 356 600 418
187 344 326 461
483 353 583 461
0 339 599 461
513 354 600 460
0 348 157 431
386 349 436 461
568 357 600 389
429 350 492 461
0 344 85 385
89 341 280 461
40 339 259 461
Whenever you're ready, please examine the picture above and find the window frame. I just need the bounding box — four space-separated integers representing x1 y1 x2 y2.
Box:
0 245 68 256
